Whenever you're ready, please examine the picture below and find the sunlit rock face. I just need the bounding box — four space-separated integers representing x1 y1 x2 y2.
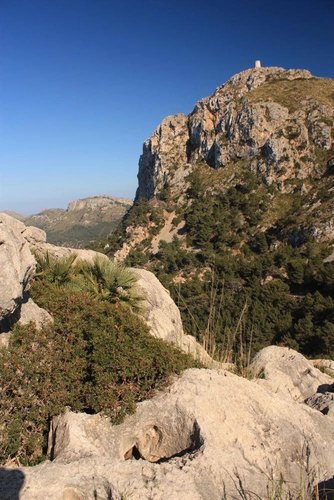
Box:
3 352 334 500
137 66 333 202
0 213 36 330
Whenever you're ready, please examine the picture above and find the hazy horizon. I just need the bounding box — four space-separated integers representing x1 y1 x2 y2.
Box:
1 192 135 217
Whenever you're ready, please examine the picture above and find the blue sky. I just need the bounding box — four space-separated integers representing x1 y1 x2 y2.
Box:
1 0 333 214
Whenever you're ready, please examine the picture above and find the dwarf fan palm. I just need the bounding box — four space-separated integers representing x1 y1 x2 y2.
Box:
71 257 144 311
34 251 78 286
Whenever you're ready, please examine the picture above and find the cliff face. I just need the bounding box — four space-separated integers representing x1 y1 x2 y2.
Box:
137 67 334 201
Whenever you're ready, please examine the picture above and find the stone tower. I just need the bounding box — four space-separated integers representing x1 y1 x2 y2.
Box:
254 60 261 68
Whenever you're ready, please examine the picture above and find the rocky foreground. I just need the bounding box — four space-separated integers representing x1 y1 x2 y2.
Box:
0 349 333 500
0 213 334 499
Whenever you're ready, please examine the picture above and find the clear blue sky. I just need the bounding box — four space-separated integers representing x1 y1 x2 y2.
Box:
1 0 333 214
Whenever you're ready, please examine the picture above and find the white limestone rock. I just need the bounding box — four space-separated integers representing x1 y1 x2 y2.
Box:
3 359 334 500
250 345 334 401
19 294 53 330
134 268 218 366
22 225 47 244
0 213 36 326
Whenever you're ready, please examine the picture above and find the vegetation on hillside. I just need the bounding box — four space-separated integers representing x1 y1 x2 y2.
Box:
247 77 334 112
0 255 199 466
98 162 334 362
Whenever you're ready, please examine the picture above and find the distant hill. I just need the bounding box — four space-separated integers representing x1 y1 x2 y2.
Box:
23 195 132 248
2 210 29 222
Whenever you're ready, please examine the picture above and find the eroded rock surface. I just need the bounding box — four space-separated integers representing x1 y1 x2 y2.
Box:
0 213 37 330
2 361 334 500
250 345 334 401
137 67 333 202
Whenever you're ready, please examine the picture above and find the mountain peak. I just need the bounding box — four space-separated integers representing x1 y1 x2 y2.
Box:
136 67 333 201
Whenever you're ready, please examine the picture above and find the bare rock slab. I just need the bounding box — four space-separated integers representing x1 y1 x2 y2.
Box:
250 345 334 401
4 365 334 500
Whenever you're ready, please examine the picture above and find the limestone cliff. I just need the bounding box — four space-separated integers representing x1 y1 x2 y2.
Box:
137 67 334 202
110 66 334 262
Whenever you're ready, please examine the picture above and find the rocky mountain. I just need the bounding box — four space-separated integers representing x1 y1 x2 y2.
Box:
105 66 334 360
24 194 132 248
136 67 333 201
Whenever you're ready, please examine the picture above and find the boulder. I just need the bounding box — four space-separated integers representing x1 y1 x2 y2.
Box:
250 345 333 401
0 213 36 330
134 268 218 367
2 362 334 500
19 293 53 330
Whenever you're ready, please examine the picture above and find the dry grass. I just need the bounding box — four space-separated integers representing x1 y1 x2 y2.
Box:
247 78 334 113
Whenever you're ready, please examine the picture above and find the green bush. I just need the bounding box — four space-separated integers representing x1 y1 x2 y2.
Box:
0 278 199 466
35 253 144 312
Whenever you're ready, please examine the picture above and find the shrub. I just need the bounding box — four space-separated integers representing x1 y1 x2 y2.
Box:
34 251 77 286
71 257 144 311
0 280 199 466
34 253 144 312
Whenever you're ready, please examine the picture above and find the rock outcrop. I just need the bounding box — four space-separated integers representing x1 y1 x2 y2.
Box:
134 268 218 366
137 67 334 202
2 350 334 500
251 345 334 401
137 113 190 201
0 213 38 331
67 194 132 212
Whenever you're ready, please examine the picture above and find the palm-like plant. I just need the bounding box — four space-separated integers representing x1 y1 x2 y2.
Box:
34 252 144 311
71 257 144 311
34 251 78 286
